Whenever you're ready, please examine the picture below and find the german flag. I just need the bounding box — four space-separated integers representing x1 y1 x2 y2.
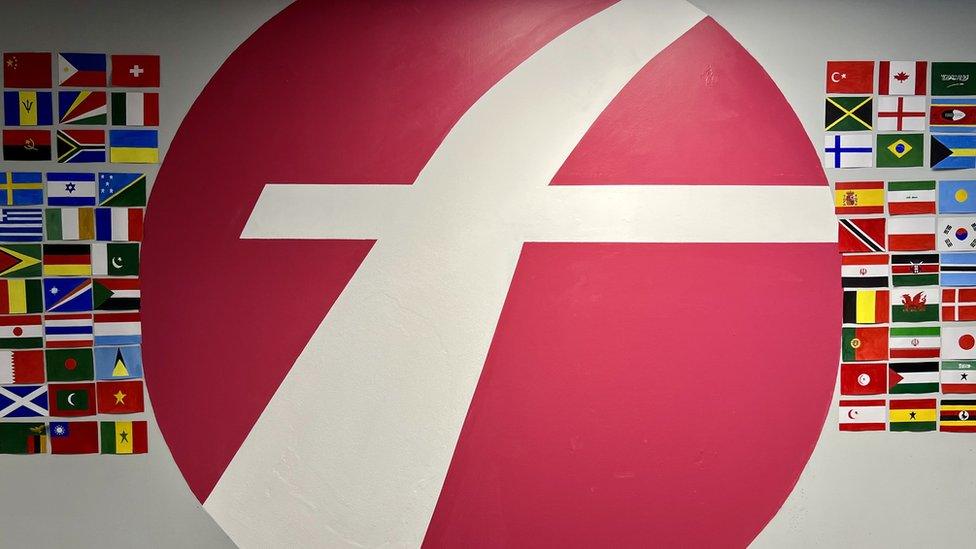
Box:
889 398 937 432
42 244 91 277
940 400 976 433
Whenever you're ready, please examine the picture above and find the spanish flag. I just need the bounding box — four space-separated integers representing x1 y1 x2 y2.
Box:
834 181 884 215
109 129 158 164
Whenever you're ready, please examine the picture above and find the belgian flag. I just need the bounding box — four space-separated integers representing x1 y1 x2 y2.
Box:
842 289 889 324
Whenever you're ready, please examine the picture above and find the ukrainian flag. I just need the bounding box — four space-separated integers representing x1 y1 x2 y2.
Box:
109 129 158 164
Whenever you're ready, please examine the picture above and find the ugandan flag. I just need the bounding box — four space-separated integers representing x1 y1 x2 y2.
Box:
889 398 937 432
940 399 976 432
842 289 889 324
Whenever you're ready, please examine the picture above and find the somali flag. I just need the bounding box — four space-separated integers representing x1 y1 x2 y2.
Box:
109 130 158 164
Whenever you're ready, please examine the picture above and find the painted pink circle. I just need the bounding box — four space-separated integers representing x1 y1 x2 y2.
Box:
960 334 975 350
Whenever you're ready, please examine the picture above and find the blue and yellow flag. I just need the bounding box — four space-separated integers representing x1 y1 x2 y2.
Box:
0 173 43 206
109 130 158 164
2 91 53 126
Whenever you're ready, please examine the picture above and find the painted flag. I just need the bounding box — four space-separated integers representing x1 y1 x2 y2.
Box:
45 208 95 241
839 399 886 432
0 384 48 418
0 350 44 385
0 208 43 242
841 254 889 288
938 216 976 250
111 92 159 126
49 421 99 454
930 98 976 133
877 133 924 168
98 173 147 207
57 53 107 87
889 326 940 359
931 134 976 170
876 95 927 132
45 348 94 382
0 279 43 314
839 363 888 396
0 245 42 278
824 96 872 132
0 172 42 207
838 218 885 253
95 208 144 242
878 61 927 95
941 323 976 360
942 288 976 322
890 288 939 323
47 382 95 417
42 244 92 277
97 380 144 414
0 315 42 350
91 243 140 277
2 91 53 126
109 130 158 164
100 420 148 454
940 253 976 287
887 181 935 215
824 134 872 168
56 130 106 163
889 398 937 432
931 62 976 96
834 181 883 214
842 289 888 324
111 55 160 87
938 180 976 213
95 345 143 380
94 312 141 346
939 400 976 433
841 326 888 362
0 422 46 454
57 91 107 125
826 61 873 94
46 172 97 206
893 253 939 287
2 129 51 161
941 361 976 394
93 278 140 311
43 278 93 313
887 216 934 251
2 53 52 88
888 362 939 394
43 314 94 349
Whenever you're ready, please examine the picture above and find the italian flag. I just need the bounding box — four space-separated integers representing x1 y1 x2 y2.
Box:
111 92 159 126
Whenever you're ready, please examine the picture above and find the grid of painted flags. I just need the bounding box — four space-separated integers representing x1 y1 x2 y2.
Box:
2 52 160 163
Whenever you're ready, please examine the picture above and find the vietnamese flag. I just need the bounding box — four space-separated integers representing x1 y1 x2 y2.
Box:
49 421 99 454
3 52 52 88
111 55 160 87
839 363 888 395
827 60 874 94
96 379 144 414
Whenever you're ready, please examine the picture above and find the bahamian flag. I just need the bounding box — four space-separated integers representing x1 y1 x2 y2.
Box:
932 134 976 170
0 172 42 206
109 130 158 164
939 180 976 213
2 91 53 126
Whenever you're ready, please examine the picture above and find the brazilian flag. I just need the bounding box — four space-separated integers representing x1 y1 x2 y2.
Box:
877 133 923 168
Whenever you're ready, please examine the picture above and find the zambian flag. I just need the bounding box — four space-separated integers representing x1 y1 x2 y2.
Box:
0 422 46 454
889 398 937 432
100 420 148 454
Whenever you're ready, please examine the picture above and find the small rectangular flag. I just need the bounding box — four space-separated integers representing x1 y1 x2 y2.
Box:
95 345 143 380
839 399 886 432
841 254 889 288
939 399 976 433
842 289 889 324
931 62 976 96
941 323 976 360
45 208 95 241
98 173 147 207
111 55 160 87
887 181 935 215
892 253 939 287
0 350 44 385
878 61 927 95
42 244 92 277
931 134 976 170
942 288 976 322
938 216 976 250
941 360 976 394
824 134 873 168
0 279 43 314
47 382 95 417
838 218 885 253
96 380 144 414
930 98 976 133
43 278 93 313
3 53 52 88
0 422 46 454
826 61 874 94
111 92 159 126
49 421 99 454
889 326 940 359
888 216 935 251
46 172 97 206
45 347 94 382
940 253 976 286
889 362 939 394
100 420 148 454
94 312 141 346
842 326 888 362
824 96 872 131
834 181 884 214
58 53 107 87
840 363 887 396
0 245 42 279
0 172 43 207
95 208 144 242
0 384 48 418
0 208 43 242
0 315 42 349
890 288 939 323
109 130 158 164
938 180 976 213
56 129 106 163
876 95 927 131
889 398 937 432
2 129 51 161
877 133 924 168
3 91 53 126
43 314 94 349
91 243 140 276
58 91 107 125
93 278 140 311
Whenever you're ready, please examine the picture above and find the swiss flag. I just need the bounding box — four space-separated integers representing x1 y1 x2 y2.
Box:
111 55 160 87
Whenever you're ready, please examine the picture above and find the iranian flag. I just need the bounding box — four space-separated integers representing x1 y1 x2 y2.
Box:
838 399 886 431
889 326 940 359
941 360 976 393
887 216 935 251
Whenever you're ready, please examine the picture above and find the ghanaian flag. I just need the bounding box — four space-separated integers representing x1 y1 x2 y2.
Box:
889 398 936 432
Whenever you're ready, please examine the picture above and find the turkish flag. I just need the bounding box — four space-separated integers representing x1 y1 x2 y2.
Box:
826 60 874 94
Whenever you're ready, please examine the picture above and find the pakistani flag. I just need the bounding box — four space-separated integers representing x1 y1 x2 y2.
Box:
877 133 924 167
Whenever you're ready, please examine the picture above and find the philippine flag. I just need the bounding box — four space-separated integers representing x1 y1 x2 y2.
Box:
58 53 107 87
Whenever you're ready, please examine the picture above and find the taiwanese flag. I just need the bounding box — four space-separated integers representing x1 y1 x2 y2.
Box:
841 326 888 362
96 379 144 414
48 382 96 417
49 421 99 454
3 52 52 88
839 363 888 395
111 55 160 87
2 130 51 161
826 60 874 94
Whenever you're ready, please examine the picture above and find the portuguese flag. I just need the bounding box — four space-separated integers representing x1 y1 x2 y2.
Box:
100 420 148 454
841 326 889 362
889 398 937 432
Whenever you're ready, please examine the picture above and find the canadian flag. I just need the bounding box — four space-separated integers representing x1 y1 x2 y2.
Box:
879 60 927 95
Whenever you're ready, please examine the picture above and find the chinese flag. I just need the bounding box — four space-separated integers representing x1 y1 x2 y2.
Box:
3 52 52 88
97 380 145 414
826 60 874 94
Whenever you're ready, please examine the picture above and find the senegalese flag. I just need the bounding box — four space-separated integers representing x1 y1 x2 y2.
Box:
0 245 42 278
834 181 884 214
57 90 107 125
100 420 148 454
890 287 940 323
109 130 158 164
42 244 92 277
877 133 924 168
889 398 937 432
825 96 873 131
45 208 95 241
1 172 43 206
2 91 53 126
0 422 46 454
842 289 889 324
940 399 976 432
0 279 43 314
887 181 936 215
841 326 888 362
98 173 146 207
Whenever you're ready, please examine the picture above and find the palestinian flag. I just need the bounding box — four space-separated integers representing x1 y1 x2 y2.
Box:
942 288 976 321
0 422 47 454
889 398 937 432
941 361 976 393
93 278 140 311
892 254 939 287
839 362 888 396
841 326 888 362
842 289 889 324
889 326 940 359
940 400 976 432
889 362 939 394
841 254 888 288
890 287 939 323
834 181 884 214
839 399 886 432
838 218 886 253
887 181 935 215
100 420 148 454
887 216 935 251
